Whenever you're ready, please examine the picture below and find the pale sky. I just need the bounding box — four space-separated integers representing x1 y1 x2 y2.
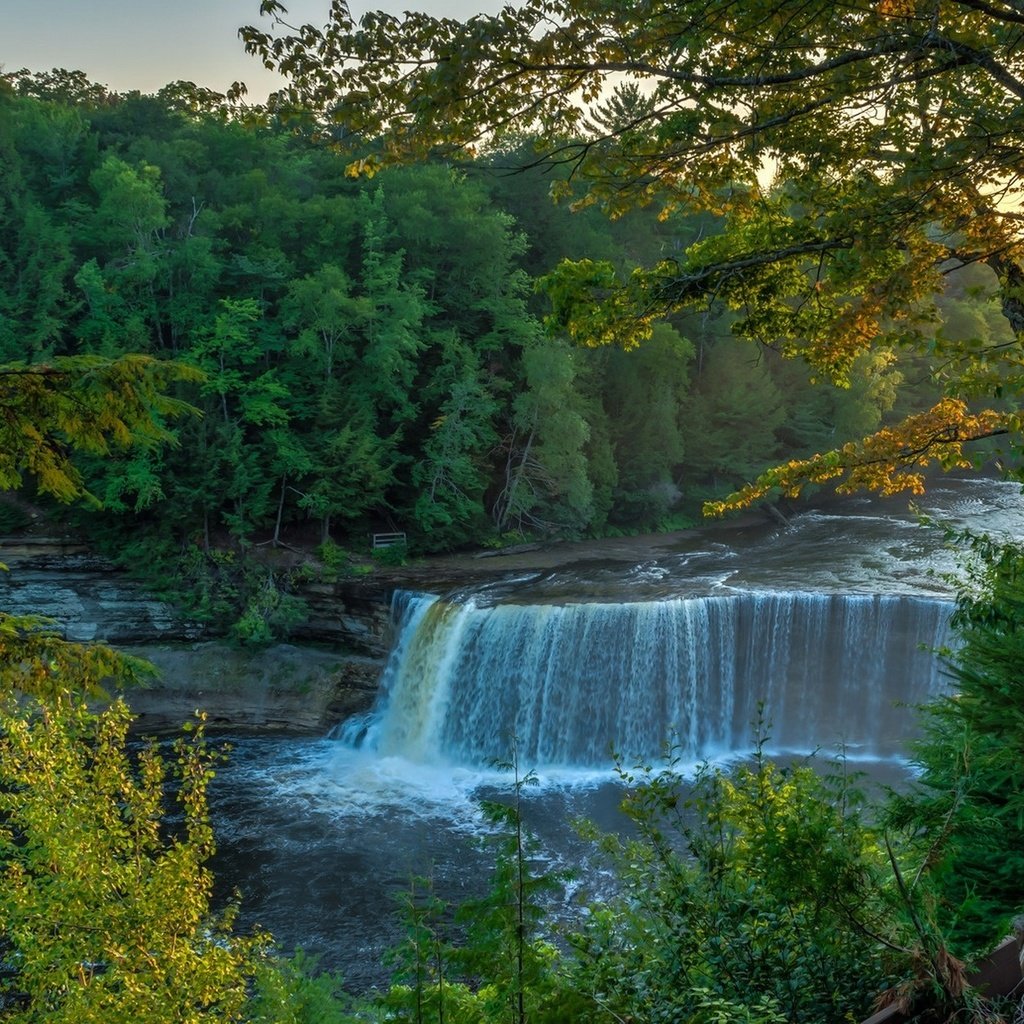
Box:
2 0 500 99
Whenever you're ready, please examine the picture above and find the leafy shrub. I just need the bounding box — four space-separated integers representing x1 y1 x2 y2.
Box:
0 696 272 1020
891 534 1024 953
249 951 354 1024
315 539 352 572
569 737 901 1024
371 751 583 1024
231 567 308 646
370 541 409 567
0 500 31 533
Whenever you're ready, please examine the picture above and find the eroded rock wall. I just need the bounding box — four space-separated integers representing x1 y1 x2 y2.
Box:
122 642 381 734
0 538 201 643
0 538 394 733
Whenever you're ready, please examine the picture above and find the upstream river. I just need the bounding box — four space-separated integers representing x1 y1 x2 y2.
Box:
207 477 1024 988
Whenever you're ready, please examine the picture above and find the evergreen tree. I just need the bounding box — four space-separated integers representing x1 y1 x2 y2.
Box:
893 538 1024 952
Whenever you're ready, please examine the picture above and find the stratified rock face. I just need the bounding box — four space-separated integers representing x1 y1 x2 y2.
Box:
290 581 395 657
0 538 392 733
0 538 202 643
122 642 381 734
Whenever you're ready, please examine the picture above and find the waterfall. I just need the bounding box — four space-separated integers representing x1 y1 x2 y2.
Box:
346 589 953 768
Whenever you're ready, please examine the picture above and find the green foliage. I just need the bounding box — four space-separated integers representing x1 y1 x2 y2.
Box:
382 876 453 1024
891 536 1024 954
0 355 199 505
0 695 271 1022
569 738 901 1024
454 755 566 1024
369 749 579 1024
0 499 32 533
248 952 354 1024
242 0 1024 510
314 540 354 573
0 76 990 578
0 611 152 700
684 339 786 492
231 569 308 646
370 542 409 568
167 546 306 645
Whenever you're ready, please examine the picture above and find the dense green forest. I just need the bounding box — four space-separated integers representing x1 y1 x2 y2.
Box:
3 67 1024 1023
2 70 1008 580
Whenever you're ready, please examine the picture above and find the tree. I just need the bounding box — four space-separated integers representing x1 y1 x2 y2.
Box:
570 741 901 1024
187 298 289 541
494 334 594 534
411 368 499 549
281 264 359 383
890 536 1024 953
0 351 306 1020
0 355 197 505
242 0 1024 513
0 696 271 1022
683 336 786 494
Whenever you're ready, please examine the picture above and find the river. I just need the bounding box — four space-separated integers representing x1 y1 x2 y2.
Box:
206 477 1024 988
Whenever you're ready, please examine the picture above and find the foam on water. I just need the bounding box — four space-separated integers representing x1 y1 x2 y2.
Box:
204 477 1024 985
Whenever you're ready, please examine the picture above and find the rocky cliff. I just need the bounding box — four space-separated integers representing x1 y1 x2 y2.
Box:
0 537 394 733
0 537 200 643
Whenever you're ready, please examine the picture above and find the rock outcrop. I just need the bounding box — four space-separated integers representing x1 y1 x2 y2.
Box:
0 537 394 734
122 642 381 734
0 537 201 643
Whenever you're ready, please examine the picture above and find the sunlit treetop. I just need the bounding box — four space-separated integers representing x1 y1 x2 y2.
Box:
0 354 200 505
1 68 253 122
243 0 1024 512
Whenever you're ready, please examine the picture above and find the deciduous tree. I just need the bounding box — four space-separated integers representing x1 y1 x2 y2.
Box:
242 0 1024 511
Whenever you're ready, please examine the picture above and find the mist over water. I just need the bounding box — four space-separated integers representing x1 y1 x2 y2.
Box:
208 478 1024 986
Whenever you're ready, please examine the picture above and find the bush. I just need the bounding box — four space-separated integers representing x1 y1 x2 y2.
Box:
231 567 308 646
370 540 409 567
569 736 901 1024
0 695 272 1021
891 535 1024 953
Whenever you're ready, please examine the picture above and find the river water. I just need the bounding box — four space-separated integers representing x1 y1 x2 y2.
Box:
207 478 1024 988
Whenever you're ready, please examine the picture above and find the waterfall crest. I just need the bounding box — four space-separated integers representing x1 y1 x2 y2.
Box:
346 590 952 768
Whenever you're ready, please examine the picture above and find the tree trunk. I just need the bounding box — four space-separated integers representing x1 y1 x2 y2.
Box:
495 426 535 534
273 475 286 547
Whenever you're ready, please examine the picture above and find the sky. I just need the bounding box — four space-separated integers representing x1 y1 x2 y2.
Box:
3 0 500 99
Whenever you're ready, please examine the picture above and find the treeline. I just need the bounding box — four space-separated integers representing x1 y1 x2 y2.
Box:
0 73 1011 567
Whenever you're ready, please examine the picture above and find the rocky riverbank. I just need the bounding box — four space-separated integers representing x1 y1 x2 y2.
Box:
122 641 381 734
0 537 394 734
0 514 775 733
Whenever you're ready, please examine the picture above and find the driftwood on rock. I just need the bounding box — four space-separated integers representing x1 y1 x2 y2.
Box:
472 543 543 559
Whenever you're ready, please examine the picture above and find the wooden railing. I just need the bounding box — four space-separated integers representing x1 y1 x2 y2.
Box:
860 935 1023 1023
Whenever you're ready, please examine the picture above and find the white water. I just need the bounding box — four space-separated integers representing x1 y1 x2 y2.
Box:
207 478 1024 983
339 589 952 768
331 477 1024 773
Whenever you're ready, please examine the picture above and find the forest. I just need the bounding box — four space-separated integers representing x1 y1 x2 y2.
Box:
3 33 1024 1023
2 70 1007 590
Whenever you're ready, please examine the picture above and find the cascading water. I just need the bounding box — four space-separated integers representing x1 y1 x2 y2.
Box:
207 480 1024 983
345 588 953 768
